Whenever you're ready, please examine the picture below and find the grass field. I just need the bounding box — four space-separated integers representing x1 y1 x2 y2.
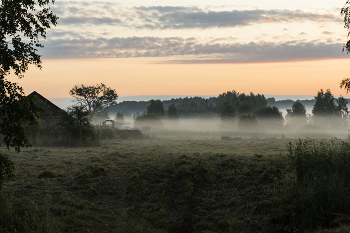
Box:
1 133 350 232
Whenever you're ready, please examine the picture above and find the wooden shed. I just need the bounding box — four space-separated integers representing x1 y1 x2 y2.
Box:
28 91 65 121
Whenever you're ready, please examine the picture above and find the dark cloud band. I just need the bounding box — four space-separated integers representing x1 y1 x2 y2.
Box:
39 36 348 63
52 3 341 29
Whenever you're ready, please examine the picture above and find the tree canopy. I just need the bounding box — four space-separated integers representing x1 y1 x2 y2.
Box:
312 89 348 128
286 101 307 128
147 99 165 116
167 103 179 120
69 83 118 120
217 91 267 120
0 0 58 79
0 0 57 151
0 0 57 188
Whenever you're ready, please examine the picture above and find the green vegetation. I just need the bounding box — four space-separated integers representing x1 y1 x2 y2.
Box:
69 83 118 121
0 0 57 192
286 101 308 129
167 103 179 120
312 89 348 130
217 91 267 120
1 135 350 232
277 139 350 232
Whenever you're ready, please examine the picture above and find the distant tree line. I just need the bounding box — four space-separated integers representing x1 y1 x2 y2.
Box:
113 89 350 131
110 95 319 118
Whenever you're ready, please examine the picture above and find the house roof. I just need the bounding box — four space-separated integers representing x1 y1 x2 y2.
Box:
28 91 65 119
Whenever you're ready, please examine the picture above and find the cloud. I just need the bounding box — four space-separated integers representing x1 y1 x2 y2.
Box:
39 35 349 63
141 8 341 29
322 31 332 34
51 3 342 29
58 16 122 25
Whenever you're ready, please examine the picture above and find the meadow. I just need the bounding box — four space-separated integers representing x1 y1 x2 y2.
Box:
1 132 350 233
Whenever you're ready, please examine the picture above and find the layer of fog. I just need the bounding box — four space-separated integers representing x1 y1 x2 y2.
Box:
117 116 349 139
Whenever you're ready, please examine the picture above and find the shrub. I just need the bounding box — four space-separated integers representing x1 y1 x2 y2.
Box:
0 153 15 189
58 105 100 146
278 139 350 231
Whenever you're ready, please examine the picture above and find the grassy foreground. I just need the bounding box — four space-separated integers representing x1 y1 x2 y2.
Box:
1 135 350 232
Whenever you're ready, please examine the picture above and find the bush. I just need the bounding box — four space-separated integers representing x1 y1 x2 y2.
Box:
58 105 100 146
0 153 15 189
277 139 350 231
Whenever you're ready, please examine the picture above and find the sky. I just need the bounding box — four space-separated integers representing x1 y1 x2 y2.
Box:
7 0 350 100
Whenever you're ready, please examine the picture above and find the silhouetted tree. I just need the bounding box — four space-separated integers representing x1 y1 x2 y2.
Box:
286 101 307 128
255 106 284 129
59 105 97 145
341 2 350 54
69 83 118 120
217 91 267 120
115 112 124 122
0 0 57 189
312 89 336 117
312 89 348 129
340 2 350 91
147 99 165 117
167 104 179 120
217 91 238 120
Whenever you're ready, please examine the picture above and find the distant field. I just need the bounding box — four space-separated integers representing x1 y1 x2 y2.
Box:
0 135 349 232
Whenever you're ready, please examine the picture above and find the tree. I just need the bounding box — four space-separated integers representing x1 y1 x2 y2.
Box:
312 89 348 129
340 2 350 90
341 1 350 54
69 83 118 120
147 99 165 116
217 91 238 120
115 112 124 122
0 0 57 188
167 104 179 120
58 105 97 145
255 106 284 129
312 89 336 117
217 91 267 120
286 101 307 128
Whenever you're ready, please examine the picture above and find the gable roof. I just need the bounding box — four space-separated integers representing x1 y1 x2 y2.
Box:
28 91 65 119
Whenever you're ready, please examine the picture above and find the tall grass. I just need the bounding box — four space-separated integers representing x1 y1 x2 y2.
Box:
0 189 59 233
278 139 350 232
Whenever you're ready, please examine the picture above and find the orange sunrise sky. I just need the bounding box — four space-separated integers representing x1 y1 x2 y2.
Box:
6 0 350 100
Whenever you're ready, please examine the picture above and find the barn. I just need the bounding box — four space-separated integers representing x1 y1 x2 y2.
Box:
28 91 65 121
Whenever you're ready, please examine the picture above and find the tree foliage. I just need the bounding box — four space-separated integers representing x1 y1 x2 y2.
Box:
69 83 118 120
58 105 98 145
255 106 284 129
312 89 337 117
286 101 307 128
115 112 124 122
167 104 179 120
217 91 267 120
147 99 165 116
312 89 348 128
287 101 307 117
0 80 39 152
0 0 58 79
0 0 57 189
